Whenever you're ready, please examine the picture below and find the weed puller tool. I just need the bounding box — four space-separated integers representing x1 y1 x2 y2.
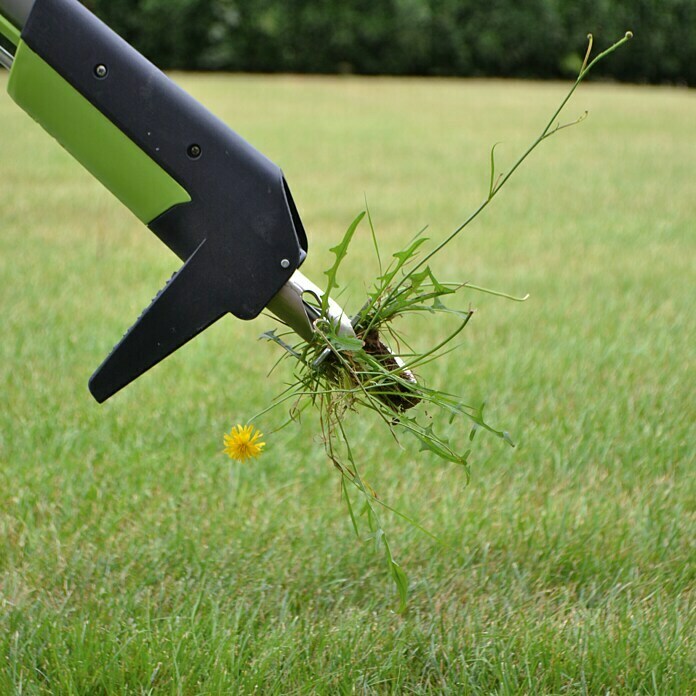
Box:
0 0 354 403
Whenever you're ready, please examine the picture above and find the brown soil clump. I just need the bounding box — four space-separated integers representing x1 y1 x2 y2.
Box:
362 330 420 412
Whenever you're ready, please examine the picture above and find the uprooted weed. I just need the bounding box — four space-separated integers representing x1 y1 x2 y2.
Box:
258 32 633 610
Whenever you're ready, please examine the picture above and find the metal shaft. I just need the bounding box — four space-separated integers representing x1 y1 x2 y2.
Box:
0 44 12 68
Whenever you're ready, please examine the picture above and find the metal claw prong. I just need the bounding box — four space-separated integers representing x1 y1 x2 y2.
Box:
266 270 356 343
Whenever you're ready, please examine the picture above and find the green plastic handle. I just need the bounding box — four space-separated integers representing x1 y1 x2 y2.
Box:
7 41 191 224
0 12 20 46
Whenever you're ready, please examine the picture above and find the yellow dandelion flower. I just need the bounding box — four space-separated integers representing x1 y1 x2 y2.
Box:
223 424 265 462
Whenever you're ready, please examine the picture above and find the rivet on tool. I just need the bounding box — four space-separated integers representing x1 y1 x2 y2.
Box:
187 144 202 159
281 259 291 269
94 64 108 79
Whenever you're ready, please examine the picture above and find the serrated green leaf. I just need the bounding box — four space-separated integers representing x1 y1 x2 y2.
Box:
323 211 366 314
408 267 431 291
431 297 473 319
260 329 302 359
392 237 429 265
428 269 455 296
411 426 468 466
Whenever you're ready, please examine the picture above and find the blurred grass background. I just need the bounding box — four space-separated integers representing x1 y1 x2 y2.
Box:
0 72 694 693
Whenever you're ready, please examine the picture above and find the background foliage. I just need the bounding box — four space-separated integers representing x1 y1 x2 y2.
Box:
85 0 696 85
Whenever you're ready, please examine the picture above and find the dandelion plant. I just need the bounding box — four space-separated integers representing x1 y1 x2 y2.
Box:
235 32 633 610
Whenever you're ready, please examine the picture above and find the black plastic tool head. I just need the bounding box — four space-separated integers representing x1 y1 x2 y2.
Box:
21 0 309 402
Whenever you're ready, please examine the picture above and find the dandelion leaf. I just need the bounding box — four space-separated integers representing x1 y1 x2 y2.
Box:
323 211 366 313
260 329 302 359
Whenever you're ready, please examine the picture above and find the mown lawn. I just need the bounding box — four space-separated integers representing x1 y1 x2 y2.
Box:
0 71 693 694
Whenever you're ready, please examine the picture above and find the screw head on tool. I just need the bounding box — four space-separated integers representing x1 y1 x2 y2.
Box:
94 64 108 79
187 144 202 159
281 259 291 269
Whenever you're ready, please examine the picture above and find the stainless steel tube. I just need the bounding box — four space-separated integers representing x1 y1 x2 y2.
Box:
0 0 35 28
0 44 12 68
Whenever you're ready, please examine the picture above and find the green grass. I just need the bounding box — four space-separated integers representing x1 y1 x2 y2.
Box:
0 70 694 694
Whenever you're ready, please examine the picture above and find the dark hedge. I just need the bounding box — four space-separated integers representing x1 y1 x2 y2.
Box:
84 0 695 85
